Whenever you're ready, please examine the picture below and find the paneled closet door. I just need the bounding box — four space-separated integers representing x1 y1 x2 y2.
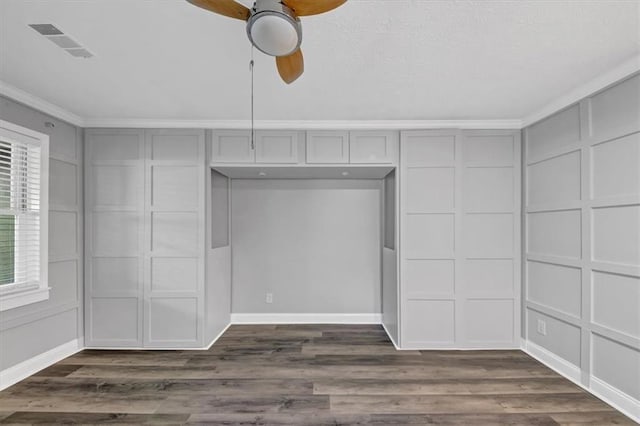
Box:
144 129 205 348
85 129 145 347
399 129 521 349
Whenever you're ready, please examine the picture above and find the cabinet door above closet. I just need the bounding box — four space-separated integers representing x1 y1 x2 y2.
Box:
350 131 397 164
211 130 301 164
306 131 349 164
255 130 299 163
211 131 254 163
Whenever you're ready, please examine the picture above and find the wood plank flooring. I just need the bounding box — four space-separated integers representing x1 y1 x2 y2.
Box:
0 325 634 425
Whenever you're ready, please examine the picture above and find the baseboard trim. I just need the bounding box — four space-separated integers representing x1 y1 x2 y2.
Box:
524 340 582 384
381 321 401 350
205 322 232 350
230 313 382 324
590 375 640 423
0 338 81 391
524 339 639 423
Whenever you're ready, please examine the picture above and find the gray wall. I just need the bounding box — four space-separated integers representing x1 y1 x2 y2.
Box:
231 179 382 314
205 146 231 343
523 74 640 403
0 96 83 370
381 170 399 344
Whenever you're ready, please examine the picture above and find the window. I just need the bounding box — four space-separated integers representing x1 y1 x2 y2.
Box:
0 120 49 311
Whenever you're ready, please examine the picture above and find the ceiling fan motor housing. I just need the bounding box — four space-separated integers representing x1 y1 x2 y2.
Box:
247 0 302 57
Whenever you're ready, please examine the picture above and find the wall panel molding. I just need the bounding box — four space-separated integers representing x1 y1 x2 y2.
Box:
523 72 640 423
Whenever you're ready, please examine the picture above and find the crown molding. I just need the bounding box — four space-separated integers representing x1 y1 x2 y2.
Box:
522 54 640 128
82 118 522 130
0 80 84 127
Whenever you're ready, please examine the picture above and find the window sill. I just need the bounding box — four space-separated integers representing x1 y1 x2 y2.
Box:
0 287 50 312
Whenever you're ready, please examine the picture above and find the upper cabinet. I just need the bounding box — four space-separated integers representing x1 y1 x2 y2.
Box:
255 131 299 164
306 131 349 164
306 130 398 165
211 129 398 166
211 130 300 164
212 130 254 163
350 131 397 164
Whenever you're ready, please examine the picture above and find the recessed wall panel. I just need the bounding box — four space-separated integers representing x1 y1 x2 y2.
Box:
405 300 455 344
592 272 640 338
93 166 139 208
404 259 454 295
151 135 199 161
404 136 455 167
91 298 138 341
151 212 199 255
527 261 581 317
463 136 514 166
151 258 198 292
527 309 581 366
404 214 454 257
152 166 198 209
90 134 141 161
591 74 640 140
50 159 77 207
49 121 77 160
592 334 640 400
527 210 581 259
463 213 513 258
49 211 77 255
592 205 640 266
466 299 514 343
48 260 78 304
93 212 139 255
464 259 513 296
92 257 138 294
592 133 640 199
149 298 198 342
463 168 514 212
406 168 454 212
527 104 581 159
527 151 581 206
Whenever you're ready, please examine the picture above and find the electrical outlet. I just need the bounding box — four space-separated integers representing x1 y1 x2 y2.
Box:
266 293 273 304
537 319 547 336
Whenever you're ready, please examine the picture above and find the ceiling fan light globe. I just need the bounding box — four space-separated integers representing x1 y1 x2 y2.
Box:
249 14 299 56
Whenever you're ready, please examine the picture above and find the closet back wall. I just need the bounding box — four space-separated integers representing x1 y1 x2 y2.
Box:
231 179 382 315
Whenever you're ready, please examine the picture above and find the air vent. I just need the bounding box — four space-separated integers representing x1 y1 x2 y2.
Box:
29 23 93 58
29 24 63 36
66 48 93 58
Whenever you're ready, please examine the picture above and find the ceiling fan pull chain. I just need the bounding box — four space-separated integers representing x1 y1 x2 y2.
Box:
250 47 255 150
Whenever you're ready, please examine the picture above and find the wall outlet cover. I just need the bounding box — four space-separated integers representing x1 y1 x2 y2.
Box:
537 319 547 336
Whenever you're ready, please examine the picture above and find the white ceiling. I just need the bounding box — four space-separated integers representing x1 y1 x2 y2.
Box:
1 0 639 123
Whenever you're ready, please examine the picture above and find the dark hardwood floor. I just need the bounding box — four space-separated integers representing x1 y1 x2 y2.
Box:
0 325 634 425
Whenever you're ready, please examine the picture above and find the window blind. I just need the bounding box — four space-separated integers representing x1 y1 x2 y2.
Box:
0 138 42 291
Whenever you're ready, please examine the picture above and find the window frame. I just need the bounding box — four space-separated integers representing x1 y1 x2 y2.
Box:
0 119 49 311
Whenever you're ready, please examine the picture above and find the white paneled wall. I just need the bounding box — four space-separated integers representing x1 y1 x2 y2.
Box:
85 129 205 348
524 73 640 419
400 129 521 349
144 130 205 347
85 129 145 347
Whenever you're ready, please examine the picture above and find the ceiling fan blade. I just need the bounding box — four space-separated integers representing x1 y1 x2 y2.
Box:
186 0 250 20
282 0 347 16
276 49 304 84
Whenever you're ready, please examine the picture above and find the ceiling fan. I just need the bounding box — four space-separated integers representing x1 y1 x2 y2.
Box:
186 0 347 83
